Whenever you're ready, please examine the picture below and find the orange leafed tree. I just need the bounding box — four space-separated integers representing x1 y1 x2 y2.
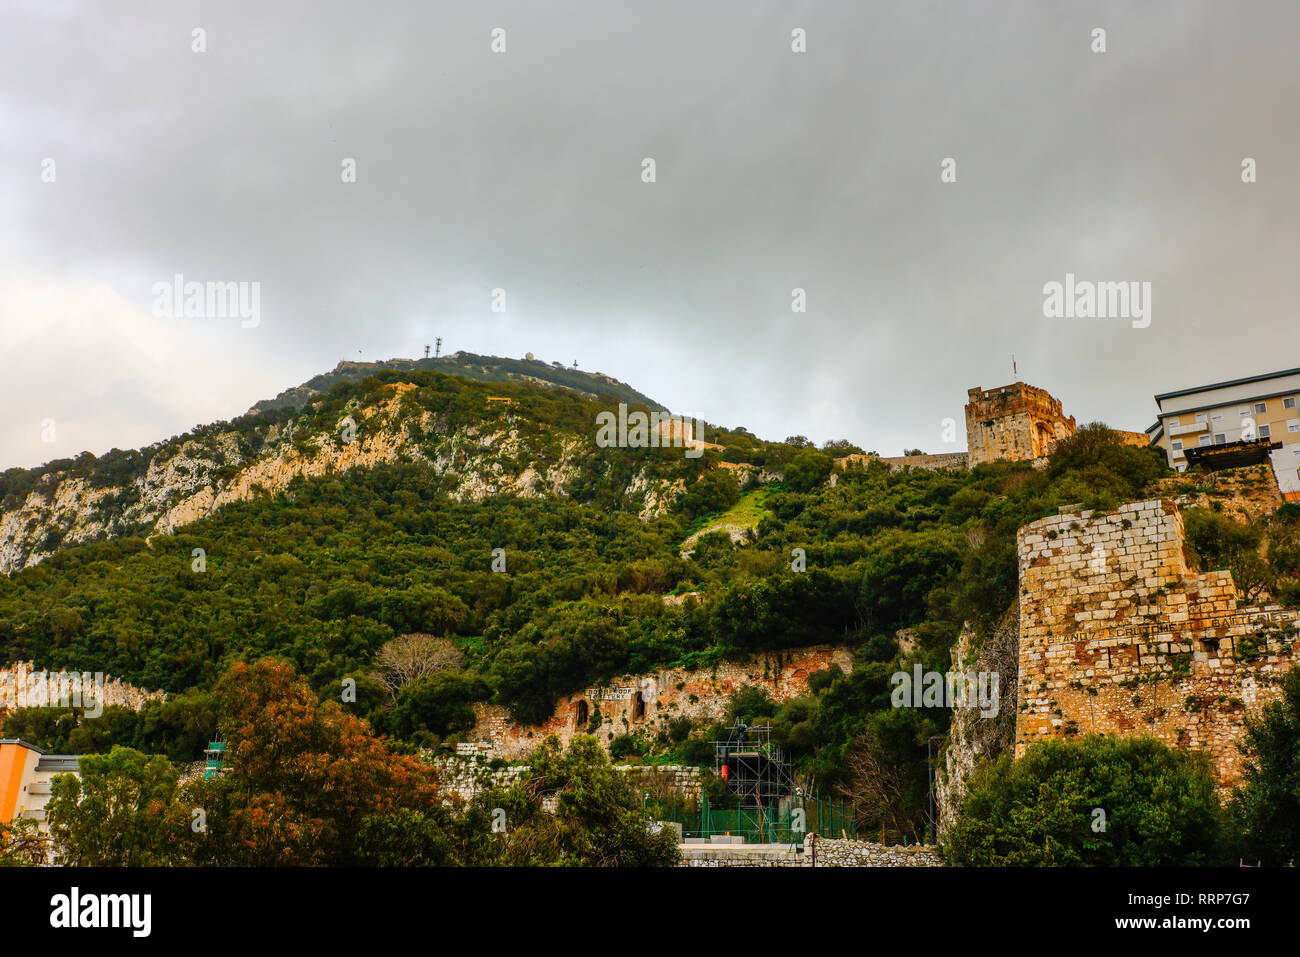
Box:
199 658 442 865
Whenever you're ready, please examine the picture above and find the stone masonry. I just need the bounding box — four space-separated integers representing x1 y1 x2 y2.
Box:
1015 499 1300 790
966 383 1077 466
835 452 970 472
678 836 943 867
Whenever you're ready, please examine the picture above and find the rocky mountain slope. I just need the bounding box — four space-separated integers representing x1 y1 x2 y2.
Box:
249 352 666 414
0 362 696 576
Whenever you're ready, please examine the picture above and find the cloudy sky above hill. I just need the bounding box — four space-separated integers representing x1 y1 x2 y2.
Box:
2 0 1297 469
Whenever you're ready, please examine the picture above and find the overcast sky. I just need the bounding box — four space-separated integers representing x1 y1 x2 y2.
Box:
2 0 1297 470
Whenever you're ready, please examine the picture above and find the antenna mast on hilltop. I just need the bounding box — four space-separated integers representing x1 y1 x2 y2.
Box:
435 337 442 359
424 344 430 358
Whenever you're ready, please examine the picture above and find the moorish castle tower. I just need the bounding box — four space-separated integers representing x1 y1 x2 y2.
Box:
964 383 1077 466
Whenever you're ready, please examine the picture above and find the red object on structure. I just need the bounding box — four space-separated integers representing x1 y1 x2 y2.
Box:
721 764 729 782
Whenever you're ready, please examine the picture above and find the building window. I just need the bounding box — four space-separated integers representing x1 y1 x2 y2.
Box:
1168 416 1180 427
1289 420 1300 433
1196 413 1209 423
1259 424 1271 439
1199 435 1211 446
1255 402 1267 414
1214 433 1227 444
1286 397 1297 409
1211 413 1223 421
1171 440 1183 451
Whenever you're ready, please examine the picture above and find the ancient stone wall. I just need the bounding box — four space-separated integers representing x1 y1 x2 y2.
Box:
1015 499 1300 790
467 645 853 760
965 383 1077 466
835 452 969 472
1114 429 1154 448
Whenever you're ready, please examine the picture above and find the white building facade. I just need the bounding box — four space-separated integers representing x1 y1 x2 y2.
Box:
1153 367 1300 496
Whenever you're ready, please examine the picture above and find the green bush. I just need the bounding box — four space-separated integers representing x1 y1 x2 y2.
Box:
944 735 1224 866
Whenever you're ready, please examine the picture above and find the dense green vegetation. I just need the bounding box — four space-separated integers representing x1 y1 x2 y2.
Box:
249 352 668 415
1183 502 1300 605
41 658 676 867
942 736 1226 865
1229 667 1300 865
39 361 1300 851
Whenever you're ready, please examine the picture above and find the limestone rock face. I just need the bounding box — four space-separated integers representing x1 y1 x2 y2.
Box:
0 661 163 720
0 386 687 575
936 602 1019 840
464 645 854 761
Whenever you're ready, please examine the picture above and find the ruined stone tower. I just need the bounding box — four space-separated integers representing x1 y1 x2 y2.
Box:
965 383 1077 466
1015 499 1300 790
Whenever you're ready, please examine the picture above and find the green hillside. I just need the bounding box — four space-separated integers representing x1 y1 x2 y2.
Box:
248 352 668 414
0 373 1184 838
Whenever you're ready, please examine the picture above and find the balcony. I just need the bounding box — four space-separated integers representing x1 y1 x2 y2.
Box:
1168 421 1209 437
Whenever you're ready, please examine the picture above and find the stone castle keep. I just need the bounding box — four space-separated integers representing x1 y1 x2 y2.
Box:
1015 498 1300 789
965 383 1078 466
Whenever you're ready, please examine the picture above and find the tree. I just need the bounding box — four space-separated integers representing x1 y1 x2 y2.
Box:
45 746 185 866
837 707 937 844
0 818 47 867
1182 508 1269 601
1230 667 1300 864
677 468 740 520
190 658 444 866
943 736 1224 866
372 632 466 697
378 669 489 742
487 735 679 866
783 449 834 493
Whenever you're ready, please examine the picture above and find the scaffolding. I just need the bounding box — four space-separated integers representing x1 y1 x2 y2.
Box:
713 723 796 811
643 724 855 843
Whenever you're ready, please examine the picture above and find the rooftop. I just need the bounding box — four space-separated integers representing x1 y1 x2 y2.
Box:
1154 367 1300 403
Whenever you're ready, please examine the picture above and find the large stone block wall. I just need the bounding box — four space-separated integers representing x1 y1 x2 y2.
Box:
965 383 1077 466
1015 499 1300 789
467 645 853 760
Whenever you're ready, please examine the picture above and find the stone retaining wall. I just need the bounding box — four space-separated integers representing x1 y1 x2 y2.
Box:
679 836 943 867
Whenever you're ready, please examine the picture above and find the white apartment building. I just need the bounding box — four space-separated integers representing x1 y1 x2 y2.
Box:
1152 367 1300 498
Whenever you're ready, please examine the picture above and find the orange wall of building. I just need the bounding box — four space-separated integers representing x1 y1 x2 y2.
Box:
0 742 33 823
